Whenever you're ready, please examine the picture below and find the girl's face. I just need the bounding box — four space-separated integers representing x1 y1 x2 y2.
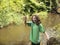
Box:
32 16 36 23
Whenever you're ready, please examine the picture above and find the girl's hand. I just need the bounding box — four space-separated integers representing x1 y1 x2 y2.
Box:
28 40 31 45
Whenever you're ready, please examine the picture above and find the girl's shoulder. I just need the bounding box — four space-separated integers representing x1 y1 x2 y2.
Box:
40 23 42 25
39 23 43 27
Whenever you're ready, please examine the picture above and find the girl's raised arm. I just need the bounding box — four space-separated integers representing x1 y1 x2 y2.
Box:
26 21 32 26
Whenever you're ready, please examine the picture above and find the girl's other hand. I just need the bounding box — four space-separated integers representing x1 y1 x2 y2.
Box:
45 32 49 40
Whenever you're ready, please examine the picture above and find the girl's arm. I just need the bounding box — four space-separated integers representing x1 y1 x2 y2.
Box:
44 32 49 40
26 21 32 26
39 24 49 40
23 16 32 26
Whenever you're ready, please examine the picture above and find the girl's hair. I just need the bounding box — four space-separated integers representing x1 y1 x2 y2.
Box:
31 15 41 25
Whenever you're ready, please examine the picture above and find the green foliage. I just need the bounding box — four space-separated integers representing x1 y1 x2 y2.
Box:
0 0 50 28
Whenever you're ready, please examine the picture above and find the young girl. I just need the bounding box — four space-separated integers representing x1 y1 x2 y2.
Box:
26 15 49 45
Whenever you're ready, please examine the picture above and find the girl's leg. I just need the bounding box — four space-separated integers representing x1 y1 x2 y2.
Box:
31 42 40 45
31 42 36 45
37 43 40 45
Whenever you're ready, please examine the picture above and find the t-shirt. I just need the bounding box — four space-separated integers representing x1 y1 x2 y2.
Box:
27 21 45 44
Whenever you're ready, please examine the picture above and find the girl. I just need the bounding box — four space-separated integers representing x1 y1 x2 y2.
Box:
26 15 49 45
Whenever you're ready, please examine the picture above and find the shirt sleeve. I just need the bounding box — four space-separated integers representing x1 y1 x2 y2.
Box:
26 21 32 26
39 24 45 33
